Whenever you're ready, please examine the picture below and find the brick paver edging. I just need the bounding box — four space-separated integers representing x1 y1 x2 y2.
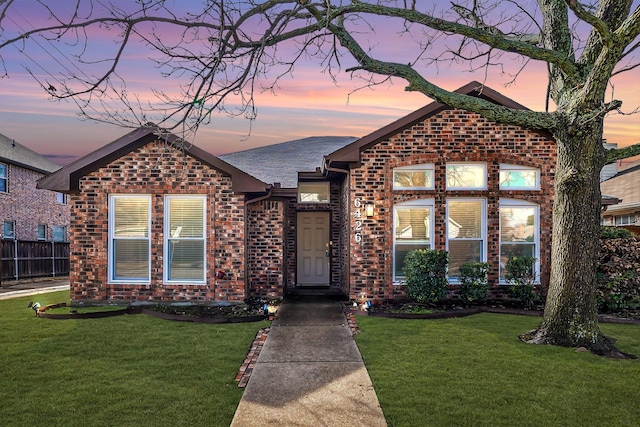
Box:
235 327 270 388
344 310 360 335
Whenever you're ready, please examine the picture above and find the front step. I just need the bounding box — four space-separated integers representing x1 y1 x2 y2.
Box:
286 286 347 299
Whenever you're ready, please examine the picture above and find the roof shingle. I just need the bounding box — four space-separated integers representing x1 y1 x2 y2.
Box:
0 133 61 174
220 136 357 188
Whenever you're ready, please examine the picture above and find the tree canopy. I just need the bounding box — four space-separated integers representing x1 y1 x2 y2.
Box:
1 1 638 138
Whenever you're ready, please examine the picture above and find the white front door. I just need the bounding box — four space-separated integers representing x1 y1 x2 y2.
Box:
297 211 330 286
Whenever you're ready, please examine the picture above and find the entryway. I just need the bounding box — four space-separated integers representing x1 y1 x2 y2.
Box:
296 211 330 287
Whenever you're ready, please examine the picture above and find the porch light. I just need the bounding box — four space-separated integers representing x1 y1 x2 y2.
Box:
365 203 375 218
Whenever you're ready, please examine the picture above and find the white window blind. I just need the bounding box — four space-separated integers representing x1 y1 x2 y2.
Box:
499 203 539 281
447 200 485 277
109 196 150 282
393 206 432 281
165 197 205 282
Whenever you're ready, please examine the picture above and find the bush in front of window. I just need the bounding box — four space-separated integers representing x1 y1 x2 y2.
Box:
459 262 490 306
403 249 448 303
505 256 539 307
600 226 633 239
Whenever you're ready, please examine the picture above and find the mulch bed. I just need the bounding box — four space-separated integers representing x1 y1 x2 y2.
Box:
34 302 267 323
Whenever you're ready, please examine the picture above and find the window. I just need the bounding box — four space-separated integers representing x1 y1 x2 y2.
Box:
446 163 487 190
52 226 67 242
393 164 434 190
3 220 15 239
499 165 539 189
165 196 206 283
298 182 330 203
56 192 68 205
615 214 637 226
38 224 47 240
0 163 7 192
393 199 434 281
447 199 486 278
109 195 151 282
499 200 539 282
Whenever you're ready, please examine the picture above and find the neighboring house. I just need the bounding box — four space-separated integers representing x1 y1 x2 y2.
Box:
0 133 70 242
601 156 640 235
39 82 557 305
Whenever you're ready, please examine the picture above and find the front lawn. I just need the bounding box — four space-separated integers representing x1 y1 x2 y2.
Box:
0 291 268 426
355 313 640 427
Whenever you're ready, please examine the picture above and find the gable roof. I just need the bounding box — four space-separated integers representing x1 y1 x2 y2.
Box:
324 81 538 166
37 124 267 194
0 133 61 174
220 136 357 188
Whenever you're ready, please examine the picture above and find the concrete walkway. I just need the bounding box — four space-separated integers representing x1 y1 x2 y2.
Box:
231 296 387 427
0 278 69 300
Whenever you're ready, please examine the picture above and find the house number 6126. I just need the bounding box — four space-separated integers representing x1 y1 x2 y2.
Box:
354 197 363 243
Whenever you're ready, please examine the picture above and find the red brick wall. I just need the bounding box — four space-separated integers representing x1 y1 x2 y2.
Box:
247 199 285 298
69 140 247 305
347 109 556 301
0 164 69 240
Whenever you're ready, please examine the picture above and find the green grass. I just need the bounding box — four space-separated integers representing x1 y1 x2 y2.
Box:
0 291 268 427
355 313 640 427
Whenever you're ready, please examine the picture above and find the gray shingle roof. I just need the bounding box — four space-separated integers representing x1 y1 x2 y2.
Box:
219 136 357 188
0 133 61 174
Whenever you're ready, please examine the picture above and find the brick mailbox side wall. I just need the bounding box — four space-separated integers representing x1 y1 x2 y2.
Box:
70 141 247 305
347 109 556 301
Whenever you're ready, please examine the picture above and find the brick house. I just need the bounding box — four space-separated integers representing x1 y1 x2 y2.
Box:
39 82 556 305
0 133 70 242
600 157 640 235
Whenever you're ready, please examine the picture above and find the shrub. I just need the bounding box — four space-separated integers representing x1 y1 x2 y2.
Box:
597 236 640 318
597 271 640 313
459 262 489 305
504 256 538 307
600 226 633 239
403 249 448 303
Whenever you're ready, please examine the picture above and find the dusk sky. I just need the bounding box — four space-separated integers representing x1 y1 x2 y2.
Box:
0 2 638 166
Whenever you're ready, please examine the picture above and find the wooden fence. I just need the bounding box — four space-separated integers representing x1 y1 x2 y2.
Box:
0 239 70 284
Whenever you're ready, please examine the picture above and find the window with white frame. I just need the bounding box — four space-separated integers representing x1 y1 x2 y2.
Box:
393 164 434 190
37 224 47 240
109 195 151 282
165 196 206 283
615 213 637 226
3 220 15 239
499 200 539 282
52 226 67 242
0 163 7 192
447 199 486 278
446 163 487 189
393 199 434 281
298 182 330 203
499 164 540 189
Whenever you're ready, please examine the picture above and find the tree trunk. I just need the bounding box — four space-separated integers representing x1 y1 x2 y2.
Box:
520 116 633 358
